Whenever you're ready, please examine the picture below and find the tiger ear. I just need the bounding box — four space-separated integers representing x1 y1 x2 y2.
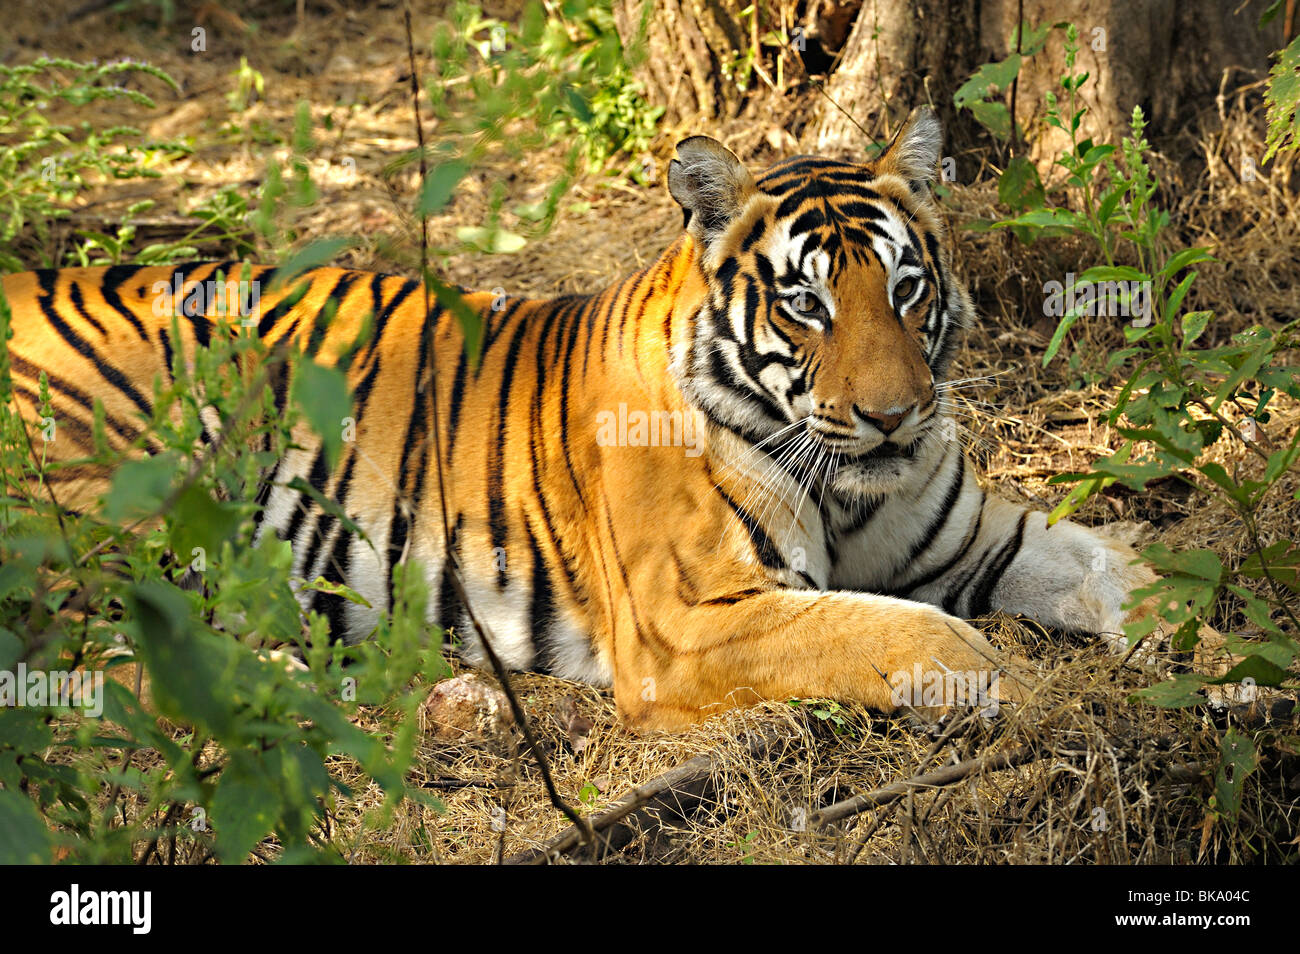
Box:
876 106 943 192
667 136 756 250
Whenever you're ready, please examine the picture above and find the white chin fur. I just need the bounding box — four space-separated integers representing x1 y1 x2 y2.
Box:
831 459 912 497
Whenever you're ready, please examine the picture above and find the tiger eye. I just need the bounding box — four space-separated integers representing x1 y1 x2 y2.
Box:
893 276 919 304
792 291 821 314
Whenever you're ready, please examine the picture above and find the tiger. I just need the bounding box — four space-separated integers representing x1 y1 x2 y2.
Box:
1 107 1195 731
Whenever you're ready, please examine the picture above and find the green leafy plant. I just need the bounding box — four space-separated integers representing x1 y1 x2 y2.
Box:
0 57 191 271
418 0 662 250
954 20 1065 219
985 26 1300 715
1262 30 1300 163
0 0 655 862
954 21 1055 143
0 262 454 863
227 57 266 114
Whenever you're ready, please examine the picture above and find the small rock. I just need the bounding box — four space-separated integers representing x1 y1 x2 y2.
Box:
555 695 594 756
420 673 513 741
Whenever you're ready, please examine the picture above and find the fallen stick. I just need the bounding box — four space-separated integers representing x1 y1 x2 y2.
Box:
506 723 788 865
809 745 1039 830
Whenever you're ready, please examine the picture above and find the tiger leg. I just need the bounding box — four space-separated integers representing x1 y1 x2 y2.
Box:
608 588 1015 731
898 490 1229 672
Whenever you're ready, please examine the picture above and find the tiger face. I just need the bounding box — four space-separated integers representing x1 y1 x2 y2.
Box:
669 108 973 497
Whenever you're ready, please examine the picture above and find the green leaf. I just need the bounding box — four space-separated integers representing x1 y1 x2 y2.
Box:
1140 543 1223 583
127 580 238 736
1211 335 1273 412
290 358 352 470
170 484 239 566
1162 272 1197 325
1180 310 1212 345
426 273 484 370
1207 655 1291 689
1075 265 1148 283
416 160 470 216
285 476 368 541
1043 309 1082 366
270 238 354 292
300 576 372 608
0 788 52 864
563 86 593 124
1133 674 1206 708
1160 247 1215 278
954 54 1022 109
1096 187 1124 228
1237 538 1300 592
1009 20 1053 57
967 100 1013 141
102 453 177 522
211 752 280 863
993 207 1084 231
1046 443 1131 525
1213 728 1257 820
1263 33 1300 163
0 707 54 753
0 630 20 672
455 225 527 254
998 156 1045 211
1196 461 1250 505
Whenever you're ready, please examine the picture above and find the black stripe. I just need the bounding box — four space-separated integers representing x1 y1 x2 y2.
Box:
9 354 141 447
67 281 108 336
306 272 359 355
524 516 558 674
711 481 786 571
557 292 591 506
99 265 151 340
280 448 328 546
444 339 470 462
319 509 360 645
38 282 154 422
436 514 466 636
967 512 1030 616
478 297 525 373
897 453 965 566
890 488 986 597
298 452 357 581
488 315 532 588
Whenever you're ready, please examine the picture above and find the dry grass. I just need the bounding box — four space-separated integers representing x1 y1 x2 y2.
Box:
8 0 1299 864
330 624 1298 865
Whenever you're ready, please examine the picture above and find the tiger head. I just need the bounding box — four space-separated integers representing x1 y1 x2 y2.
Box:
668 107 973 498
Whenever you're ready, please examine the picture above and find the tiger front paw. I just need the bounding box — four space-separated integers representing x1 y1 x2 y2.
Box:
884 607 1027 715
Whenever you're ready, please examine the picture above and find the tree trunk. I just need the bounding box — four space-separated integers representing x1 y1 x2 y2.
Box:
808 0 1285 162
613 0 753 124
808 0 980 157
978 0 1285 169
618 0 1287 164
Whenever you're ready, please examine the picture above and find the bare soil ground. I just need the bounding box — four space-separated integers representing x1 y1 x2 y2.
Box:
6 0 1298 863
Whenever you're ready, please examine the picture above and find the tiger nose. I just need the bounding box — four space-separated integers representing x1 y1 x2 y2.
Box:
858 406 908 434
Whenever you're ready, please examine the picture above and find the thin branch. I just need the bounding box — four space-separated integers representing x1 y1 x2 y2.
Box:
401 3 590 845
809 745 1039 829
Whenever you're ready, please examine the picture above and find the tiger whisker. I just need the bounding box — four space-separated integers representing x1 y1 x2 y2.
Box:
715 426 810 556
750 429 819 548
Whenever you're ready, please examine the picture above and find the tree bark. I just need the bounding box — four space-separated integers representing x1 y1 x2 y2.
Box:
617 0 1287 164
810 0 980 157
809 0 1285 162
978 0 1285 168
613 0 754 123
